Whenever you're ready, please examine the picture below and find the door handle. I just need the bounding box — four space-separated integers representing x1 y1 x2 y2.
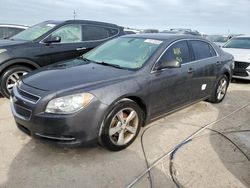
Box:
187 68 194 73
76 47 87 51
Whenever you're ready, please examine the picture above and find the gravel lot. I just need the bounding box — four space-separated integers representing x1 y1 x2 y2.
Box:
0 80 250 188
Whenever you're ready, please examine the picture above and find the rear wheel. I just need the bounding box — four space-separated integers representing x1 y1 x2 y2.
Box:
99 99 143 151
207 75 229 103
0 65 31 98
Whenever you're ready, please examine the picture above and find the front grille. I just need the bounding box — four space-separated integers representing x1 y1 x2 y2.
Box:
14 104 32 120
234 61 250 69
233 69 249 77
17 87 40 103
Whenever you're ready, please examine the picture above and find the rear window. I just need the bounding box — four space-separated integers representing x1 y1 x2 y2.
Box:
190 40 216 60
82 25 118 41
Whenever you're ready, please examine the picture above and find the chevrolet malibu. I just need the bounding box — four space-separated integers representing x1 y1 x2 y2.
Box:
10 34 234 151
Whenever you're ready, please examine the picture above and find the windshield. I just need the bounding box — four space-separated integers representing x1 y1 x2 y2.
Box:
83 37 163 69
206 35 228 43
11 22 58 41
223 37 250 49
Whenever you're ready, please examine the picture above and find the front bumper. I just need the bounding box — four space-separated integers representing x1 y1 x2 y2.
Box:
10 84 109 146
232 61 250 80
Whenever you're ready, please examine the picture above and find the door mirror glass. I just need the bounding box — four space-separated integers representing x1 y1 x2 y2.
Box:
44 36 61 43
155 60 181 70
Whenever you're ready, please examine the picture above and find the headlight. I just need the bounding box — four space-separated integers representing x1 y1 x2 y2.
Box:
45 93 94 114
0 49 7 54
232 61 235 70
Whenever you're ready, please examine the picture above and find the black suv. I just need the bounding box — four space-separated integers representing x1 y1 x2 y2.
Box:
0 20 124 97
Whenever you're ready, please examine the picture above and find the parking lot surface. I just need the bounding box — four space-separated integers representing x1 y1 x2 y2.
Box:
0 80 250 188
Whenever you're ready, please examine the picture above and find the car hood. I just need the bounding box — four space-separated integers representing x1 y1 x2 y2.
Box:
222 48 250 63
0 39 28 48
22 58 135 91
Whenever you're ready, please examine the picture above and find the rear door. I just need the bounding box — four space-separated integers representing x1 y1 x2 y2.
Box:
149 40 195 117
188 40 218 99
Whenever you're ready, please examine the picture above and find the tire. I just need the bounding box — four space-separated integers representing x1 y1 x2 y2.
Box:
99 99 143 151
207 75 229 103
0 65 32 98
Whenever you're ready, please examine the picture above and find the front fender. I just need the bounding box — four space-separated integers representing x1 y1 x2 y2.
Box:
0 58 40 73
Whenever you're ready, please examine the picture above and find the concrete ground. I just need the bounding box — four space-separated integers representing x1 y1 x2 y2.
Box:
0 80 249 188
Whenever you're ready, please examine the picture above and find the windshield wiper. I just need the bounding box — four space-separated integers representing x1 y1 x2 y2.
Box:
82 57 91 62
82 58 124 69
97 61 123 69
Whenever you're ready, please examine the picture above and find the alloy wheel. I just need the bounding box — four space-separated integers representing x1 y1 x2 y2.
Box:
109 108 139 146
6 71 28 92
216 78 227 100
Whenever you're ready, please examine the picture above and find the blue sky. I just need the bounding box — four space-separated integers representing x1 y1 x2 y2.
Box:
0 0 249 34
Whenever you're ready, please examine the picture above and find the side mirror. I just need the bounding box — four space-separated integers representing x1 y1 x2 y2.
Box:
44 36 61 44
155 60 181 70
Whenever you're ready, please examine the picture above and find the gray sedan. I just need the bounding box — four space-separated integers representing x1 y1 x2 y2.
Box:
11 34 234 151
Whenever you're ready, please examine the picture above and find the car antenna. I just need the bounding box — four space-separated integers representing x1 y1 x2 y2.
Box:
73 10 77 20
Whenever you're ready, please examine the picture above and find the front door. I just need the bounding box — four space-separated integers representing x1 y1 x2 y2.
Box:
149 40 194 118
40 24 87 66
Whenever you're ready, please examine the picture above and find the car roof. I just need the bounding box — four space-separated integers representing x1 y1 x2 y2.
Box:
0 24 29 29
45 20 121 28
122 33 203 41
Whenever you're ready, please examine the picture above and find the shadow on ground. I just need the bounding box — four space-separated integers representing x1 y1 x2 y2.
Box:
232 78 250 85
1 133 172 187
166 89 250 187
2 138 151 188
209 89 250 187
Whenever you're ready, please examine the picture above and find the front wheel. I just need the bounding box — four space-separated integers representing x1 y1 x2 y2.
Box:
99 99 143 151
0 65 32 98
207 75 229 103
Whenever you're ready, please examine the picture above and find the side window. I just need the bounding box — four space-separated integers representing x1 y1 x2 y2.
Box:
0 27 4 38
7 28 23 38
209 44 217 56
50 24 81 43
82 25 112 41
108 28 119 37
0 27 9 39
190 40 216 60
159 41 190 65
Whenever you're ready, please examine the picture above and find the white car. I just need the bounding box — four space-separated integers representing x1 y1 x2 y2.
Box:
206 35 229 47
222 35 250 80
0 24 29 39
